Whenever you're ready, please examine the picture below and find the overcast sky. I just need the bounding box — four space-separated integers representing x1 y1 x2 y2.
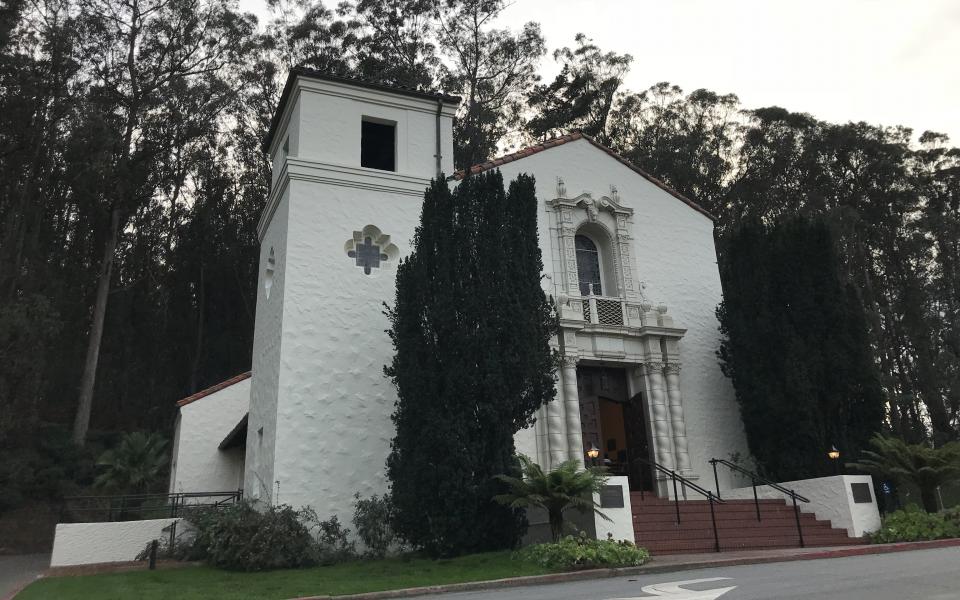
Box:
241 0 960 142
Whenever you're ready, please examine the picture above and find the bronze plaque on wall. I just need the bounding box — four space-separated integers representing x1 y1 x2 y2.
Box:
600 485 624 508
850 482 873 504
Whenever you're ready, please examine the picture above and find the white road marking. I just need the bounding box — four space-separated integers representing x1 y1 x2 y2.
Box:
610 577 737 600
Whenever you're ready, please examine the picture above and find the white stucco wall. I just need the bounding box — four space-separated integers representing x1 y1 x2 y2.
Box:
593 476 635 543
495 139 750 489
724 475 881 537
251 75 749 528
50 518 181 567
249 76 456 522
268 175 426 521
170 378 249 495
246 187 290 503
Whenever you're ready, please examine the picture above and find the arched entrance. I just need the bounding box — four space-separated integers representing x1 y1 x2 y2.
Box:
577 365 654 492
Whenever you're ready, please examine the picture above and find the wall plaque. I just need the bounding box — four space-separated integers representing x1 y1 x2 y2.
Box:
600 485 624 508
850 482 873 504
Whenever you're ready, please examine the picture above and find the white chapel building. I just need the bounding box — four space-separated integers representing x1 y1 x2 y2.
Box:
169 69 753 530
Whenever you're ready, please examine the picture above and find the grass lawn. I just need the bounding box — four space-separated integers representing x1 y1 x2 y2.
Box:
18 551 550 600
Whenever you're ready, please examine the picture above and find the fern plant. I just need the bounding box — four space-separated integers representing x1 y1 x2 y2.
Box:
494 455 610 542
847 434 960 512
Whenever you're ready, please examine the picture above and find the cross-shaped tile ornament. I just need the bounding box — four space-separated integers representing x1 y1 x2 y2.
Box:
348 237 388 274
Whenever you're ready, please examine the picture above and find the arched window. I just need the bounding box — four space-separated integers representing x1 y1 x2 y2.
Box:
575 234 602 295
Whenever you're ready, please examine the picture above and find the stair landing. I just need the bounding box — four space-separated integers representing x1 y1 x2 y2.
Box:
631 493 867 555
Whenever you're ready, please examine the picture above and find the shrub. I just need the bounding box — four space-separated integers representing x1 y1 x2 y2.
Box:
178 502 340 571
142 504 359 569
518 531 649 570
870 506 960 543
353 493 399 558
314 515 356 565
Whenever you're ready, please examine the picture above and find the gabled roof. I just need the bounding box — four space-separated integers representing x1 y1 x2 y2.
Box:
264 68 461 152
452 132 714 221
175 372 251 408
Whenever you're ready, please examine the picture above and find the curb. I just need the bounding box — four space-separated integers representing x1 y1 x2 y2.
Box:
291 538 960 600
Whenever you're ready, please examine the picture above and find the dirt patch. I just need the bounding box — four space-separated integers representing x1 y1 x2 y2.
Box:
45 559 201 577
0 505 59 555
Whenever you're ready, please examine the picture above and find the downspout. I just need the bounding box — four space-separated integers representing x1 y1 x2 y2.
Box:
435 98 443 177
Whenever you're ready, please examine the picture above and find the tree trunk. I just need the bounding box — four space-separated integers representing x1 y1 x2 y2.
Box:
72 206 121 445
189 261 205 392
549 508 563 543
920 487 940 513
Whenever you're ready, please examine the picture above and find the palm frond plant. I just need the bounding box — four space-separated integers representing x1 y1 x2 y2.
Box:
94 431 169 494
494 455 610 542
846 434 960 513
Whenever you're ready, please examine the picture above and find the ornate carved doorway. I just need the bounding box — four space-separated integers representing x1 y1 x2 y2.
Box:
577 366 653 491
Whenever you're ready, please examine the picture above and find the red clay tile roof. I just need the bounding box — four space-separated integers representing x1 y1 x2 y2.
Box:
176 372 252 407
452 132 714 221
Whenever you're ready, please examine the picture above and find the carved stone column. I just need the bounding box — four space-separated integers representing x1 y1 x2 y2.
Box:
547 371 568 468
643 362 675 472
561 358 585 467
664 362 691 474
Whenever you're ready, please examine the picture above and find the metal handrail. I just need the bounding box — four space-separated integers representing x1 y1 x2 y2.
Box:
60 490 243 523
709 458 808 547
632 456 725 552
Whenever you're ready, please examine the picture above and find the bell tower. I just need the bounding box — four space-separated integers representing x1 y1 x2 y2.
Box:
244 69 458 522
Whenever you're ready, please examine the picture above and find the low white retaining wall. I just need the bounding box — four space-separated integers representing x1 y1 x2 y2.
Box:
593 476 635 543
723 474 881 537
50 518 182 567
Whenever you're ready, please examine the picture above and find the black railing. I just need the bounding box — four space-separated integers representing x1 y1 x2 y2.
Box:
632 456 726 552
709 458 809 547
60 490 243 523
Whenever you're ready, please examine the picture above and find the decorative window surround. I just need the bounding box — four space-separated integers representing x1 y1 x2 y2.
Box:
547 182 637 303
344 225 399 275
542 184 696 486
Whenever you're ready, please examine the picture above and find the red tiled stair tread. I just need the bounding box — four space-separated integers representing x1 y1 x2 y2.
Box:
635 525 837 539
632 494 863 556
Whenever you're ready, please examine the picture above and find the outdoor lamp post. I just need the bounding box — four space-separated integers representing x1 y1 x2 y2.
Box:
586 442 600 466
828 445 840 475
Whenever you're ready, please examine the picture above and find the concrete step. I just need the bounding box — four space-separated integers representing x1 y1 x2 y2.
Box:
632 508 824 522
633 502 803 514
640 535 863 555
631 495 787 506
635 521 835 536
635 525 848 542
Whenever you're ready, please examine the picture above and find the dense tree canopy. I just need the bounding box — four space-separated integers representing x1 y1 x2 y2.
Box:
1 0 958 508
717 218 885 480
385 171 557 555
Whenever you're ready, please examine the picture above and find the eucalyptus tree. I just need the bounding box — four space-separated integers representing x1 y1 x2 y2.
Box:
70 0 255 444
607 82 740 214
0 0 79 448
526 33 632 145
434 0 545 169
264 0 355 73
345 0 439 89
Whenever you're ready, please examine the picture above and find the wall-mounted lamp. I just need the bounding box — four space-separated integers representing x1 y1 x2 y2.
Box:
586 442 600 466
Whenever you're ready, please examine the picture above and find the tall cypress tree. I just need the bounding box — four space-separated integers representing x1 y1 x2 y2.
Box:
717 217 884 481
386 171 556 557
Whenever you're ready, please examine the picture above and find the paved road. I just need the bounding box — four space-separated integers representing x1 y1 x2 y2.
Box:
0 554 48 600
407 547 960 600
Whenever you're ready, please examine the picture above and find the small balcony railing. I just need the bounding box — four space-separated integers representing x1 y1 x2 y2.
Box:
581 290 626 326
